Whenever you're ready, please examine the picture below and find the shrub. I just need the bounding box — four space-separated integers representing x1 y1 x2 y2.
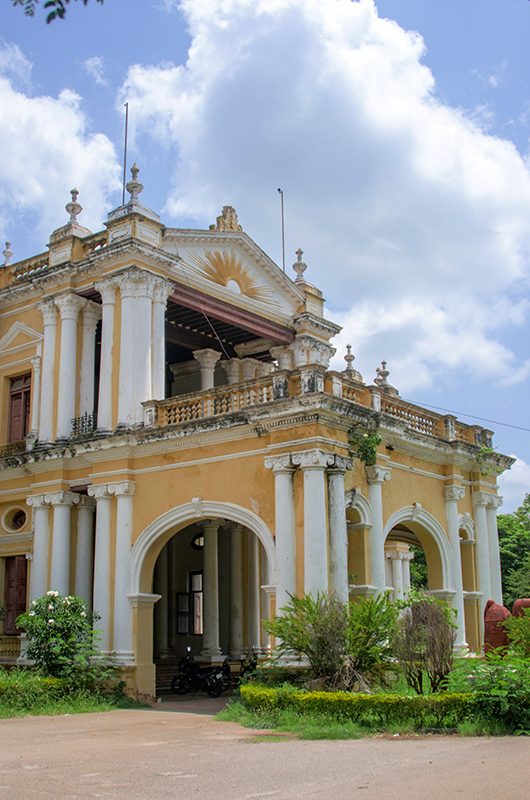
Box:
504 608 530 658
463 653 530 734
265 592 398 690
393 591 456 694
16 592 115 690
239 684 473 730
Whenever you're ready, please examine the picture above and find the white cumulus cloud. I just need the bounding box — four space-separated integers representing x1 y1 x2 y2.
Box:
0 43 121 249
83 55 108 87
119 0 530 393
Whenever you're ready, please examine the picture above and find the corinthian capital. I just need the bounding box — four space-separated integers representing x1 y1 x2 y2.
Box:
291 448 335 470
82 299 102 330
487 495 503 510
152 277 175 304
264 453 295 474
108 481 136 497
472 491 491 508
365 465 392 485
37 299 58 326
193 348 222 370
54 293 86 321
444 485 465 503
95 277 117 304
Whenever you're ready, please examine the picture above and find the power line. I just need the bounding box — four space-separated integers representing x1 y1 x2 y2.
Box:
404 399 530 434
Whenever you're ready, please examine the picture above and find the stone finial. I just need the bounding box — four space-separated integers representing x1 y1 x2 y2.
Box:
374 360 390 388
343 344 355 375
2 241 13 266
65 188 82 224
209 206 243 232
374 360 399 396
292 248 307 282
126 162 143 203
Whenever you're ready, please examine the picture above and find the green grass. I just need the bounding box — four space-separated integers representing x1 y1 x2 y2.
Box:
0 667 145 719
217 700 366 740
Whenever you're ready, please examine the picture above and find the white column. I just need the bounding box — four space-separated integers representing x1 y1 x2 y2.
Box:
486 495 504 605
117 270 155 426
48 491 79 595
221 359 241 385
366 465 392 594
473 491 492 636
260 543 272 651
241 358 260 381
246 531 261 652
75 496 95 609
193 348 221 390
151 279 173 401
27 495 51 599
295 449 333 596
88 484 112 653
110 481 135 662
264 455 297 613
201 520 222 658
229 524 244 659
95 279 116 432
37 300 57 443
29 354 41 435
79 301 102 417
391 554 405 601
327 457 352 603
403 552 413 594
54 294 86 439
444 485 467 650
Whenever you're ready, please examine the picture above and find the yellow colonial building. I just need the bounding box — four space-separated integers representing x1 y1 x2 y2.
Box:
0 168 512 695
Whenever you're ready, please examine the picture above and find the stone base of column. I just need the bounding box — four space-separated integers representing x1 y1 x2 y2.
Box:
229 647 245 661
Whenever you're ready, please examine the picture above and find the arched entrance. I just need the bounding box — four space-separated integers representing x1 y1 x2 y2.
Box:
128 500 276 696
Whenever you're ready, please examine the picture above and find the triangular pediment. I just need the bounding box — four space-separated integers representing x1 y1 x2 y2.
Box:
161 230 304 323
0 322 42 354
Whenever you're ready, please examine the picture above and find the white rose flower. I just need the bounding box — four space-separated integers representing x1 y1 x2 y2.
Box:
47 619 54 625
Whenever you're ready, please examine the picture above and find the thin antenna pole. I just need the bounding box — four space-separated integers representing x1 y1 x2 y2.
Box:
277 188 285 272
122 102 129 205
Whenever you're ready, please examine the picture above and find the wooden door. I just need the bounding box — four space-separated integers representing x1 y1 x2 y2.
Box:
4 556 27 635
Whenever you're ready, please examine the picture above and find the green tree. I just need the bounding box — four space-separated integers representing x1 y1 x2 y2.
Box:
12 0 103 23
497 494 530 608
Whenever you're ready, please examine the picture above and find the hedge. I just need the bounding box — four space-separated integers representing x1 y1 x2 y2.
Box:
240 684 474 728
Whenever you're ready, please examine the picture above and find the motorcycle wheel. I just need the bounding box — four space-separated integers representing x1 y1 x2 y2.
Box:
171 675 190 695
206 674 224 698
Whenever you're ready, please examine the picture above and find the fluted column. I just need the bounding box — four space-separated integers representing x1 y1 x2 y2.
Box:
37 300 58 443
79 301 102 417
444 485 467 650
29 355 41 436
48 491 80 594
229 524 244 659
95 279 117 432
201 520 222 658
88 484 112 652
246 531 261 651
151 279 173 401
27 495 51 599
473 491 492 636
117 270 155 427
193 348 221 390
295 449 334 595
110 481 135 662
486 495 503 605
264 455 297 613
54 294 86 439
75 496 95 609
327 456 352 603
366 465 392 594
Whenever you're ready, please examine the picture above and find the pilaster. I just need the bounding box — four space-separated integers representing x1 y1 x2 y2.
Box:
365 465 391 594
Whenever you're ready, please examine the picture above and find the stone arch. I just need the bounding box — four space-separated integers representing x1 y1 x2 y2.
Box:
383 505 452 590
129 499 276 594
345 489 372 527
458 513 475 543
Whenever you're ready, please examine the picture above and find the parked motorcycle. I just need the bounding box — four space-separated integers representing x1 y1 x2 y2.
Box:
171 648 225 697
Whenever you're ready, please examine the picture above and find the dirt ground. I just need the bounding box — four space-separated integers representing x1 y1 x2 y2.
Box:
0 701 528 800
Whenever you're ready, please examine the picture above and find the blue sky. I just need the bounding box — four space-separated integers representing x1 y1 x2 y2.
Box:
1 0 529 511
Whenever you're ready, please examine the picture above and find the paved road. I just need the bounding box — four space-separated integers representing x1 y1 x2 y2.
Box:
0 706 528 800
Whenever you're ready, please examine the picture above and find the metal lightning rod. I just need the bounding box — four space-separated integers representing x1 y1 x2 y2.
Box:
122 102 129 205
277 188 285 272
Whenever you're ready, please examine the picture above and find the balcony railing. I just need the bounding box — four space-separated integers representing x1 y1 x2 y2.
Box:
71 412 97 439
0 635 21 661
157 375 277 427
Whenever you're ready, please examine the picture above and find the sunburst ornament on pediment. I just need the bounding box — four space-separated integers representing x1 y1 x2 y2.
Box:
184 249 280 308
